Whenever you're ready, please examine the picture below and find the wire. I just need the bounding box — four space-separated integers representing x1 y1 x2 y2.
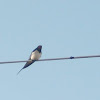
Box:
0 55 100 64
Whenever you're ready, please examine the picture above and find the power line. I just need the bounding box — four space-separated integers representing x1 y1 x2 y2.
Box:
0 55 100 64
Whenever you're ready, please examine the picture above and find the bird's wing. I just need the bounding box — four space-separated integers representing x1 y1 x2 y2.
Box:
23 59 35 69
17 50 37 75
17 57 35 75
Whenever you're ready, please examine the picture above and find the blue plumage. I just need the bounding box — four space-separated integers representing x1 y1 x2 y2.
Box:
17 45 42 75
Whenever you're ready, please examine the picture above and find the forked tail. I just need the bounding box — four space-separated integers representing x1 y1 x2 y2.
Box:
17 68 23 75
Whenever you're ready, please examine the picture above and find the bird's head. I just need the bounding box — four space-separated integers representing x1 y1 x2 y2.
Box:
37 45 42 52
37 45 42 49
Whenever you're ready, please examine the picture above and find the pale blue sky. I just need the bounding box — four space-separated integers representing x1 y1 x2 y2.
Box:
0 0 100 100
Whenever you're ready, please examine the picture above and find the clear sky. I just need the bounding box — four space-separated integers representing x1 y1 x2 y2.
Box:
0 0 100 100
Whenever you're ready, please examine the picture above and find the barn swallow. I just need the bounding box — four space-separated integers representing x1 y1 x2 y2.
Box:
17 45 42 74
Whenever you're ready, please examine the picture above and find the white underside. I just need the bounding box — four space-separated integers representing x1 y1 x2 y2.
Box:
31 50 41 60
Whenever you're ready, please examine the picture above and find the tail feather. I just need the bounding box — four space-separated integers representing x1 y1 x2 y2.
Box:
17 68 23 75
17 60 35 75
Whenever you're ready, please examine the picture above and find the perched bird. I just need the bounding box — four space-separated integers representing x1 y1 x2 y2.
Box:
17 45 42 74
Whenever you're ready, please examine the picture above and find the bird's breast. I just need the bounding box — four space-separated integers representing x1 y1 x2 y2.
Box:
31 50 41 60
